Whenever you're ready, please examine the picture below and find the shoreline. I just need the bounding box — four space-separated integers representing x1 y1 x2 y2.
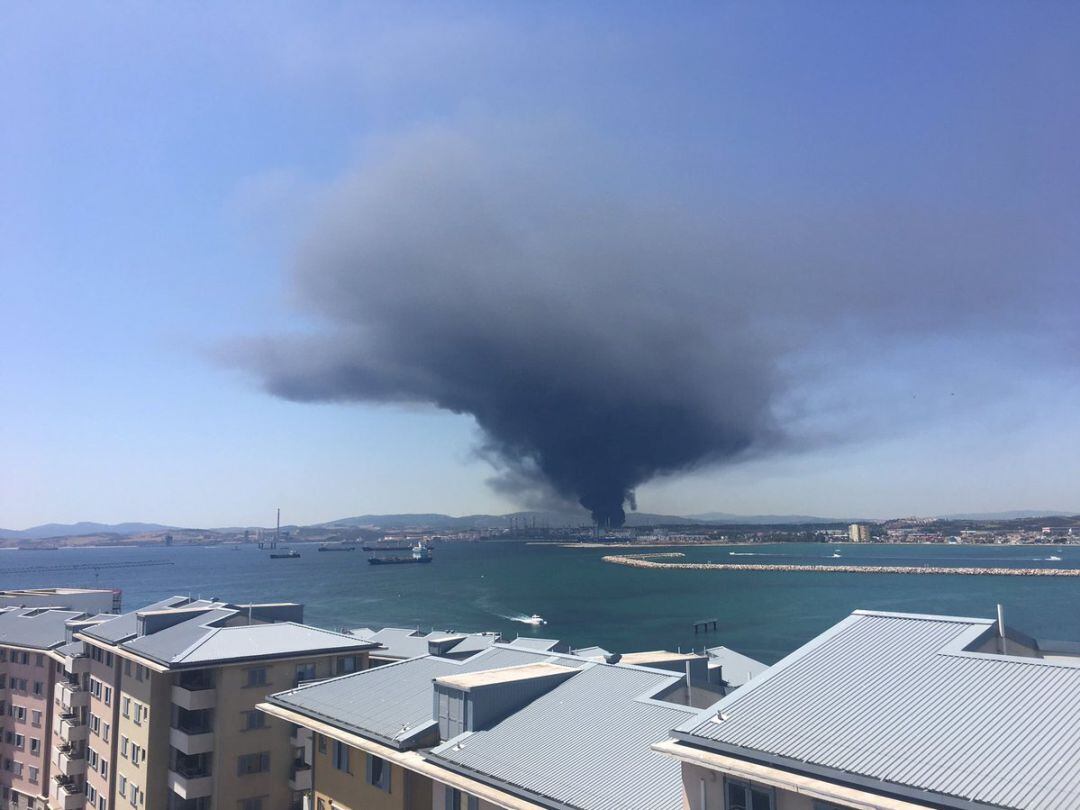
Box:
602 552 1080 577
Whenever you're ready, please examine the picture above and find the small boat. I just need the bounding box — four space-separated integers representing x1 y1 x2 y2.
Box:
369 543 432 565
521 614 546 626
1047 555 1063 561
270 549 301 559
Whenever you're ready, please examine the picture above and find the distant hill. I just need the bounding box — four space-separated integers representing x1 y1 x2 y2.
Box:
936 510 1074 521
321 510 705 530
688 512 842 525
0 521 181 541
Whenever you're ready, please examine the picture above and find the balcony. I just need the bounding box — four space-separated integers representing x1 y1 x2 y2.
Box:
289 725 312 748
54 748 86 777
53 780 85 810
55 680 89 709
167 766 213 800
57 713 88 743
170 726 214 755
171 684 216 712
288 761 312 792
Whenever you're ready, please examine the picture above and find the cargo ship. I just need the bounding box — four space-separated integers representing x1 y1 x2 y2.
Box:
270 548 301 559
317 542 357 552
361 542 411 552
368 543 432 565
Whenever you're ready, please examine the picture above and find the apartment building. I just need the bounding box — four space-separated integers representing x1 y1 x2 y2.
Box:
658 609 1080 810
0 593 119 616
75 596 377 810
260 641 723 810
0 606 91 810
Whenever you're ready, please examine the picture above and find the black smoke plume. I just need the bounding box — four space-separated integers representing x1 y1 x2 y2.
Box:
231 126 1075 525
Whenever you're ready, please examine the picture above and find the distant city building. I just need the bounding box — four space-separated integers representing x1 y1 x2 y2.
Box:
847 523 871 543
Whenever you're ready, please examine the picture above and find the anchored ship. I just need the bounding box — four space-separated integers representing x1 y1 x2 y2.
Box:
368 543 433 566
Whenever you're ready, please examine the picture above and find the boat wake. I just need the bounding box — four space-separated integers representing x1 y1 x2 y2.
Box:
503 613 547 626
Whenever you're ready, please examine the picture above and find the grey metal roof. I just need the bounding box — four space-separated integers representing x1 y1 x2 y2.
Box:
0 607 86 651
80 596 192 643
352 627 500 660
503 637 563 652
705 645 768 688
431 662 699 810
81 596 373 667
174 622 372 666
270 644 586 747
570 646 611 660
676 610 1080 810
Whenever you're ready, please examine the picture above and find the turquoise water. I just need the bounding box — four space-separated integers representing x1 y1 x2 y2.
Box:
2 542 1078 663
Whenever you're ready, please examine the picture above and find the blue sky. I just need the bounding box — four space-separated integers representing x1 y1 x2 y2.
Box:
2 2 1078 528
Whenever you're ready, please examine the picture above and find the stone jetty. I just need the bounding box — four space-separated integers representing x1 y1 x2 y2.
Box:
602 552 1080 577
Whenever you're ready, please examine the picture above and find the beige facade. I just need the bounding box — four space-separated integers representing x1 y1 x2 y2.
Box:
83 646 121 810
657 740 932 810
80 642 370 810
311 732 432 810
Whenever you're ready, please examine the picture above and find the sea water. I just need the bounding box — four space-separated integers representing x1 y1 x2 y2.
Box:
2 541 1077 663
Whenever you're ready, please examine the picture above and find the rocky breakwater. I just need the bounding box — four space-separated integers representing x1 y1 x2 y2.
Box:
602 552 1080 577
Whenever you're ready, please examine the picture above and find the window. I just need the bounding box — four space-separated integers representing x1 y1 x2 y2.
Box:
35 654 44 668
122 697 130 718
104 686 112 706
128 782 138 807
32 682 43 697
124 660 131 676
244 668 267 688
11 761 22 777
90 678 102 699
365 753 390 791
295 663 316 685
14 705 26 722
89 750 99 769
236 752 270 776
105 652 113 668
100 758 109 778
331 741 351 774
29 738 39 755
90 713 101 735
99 796 107 810
88 785 97 804
30 710 41 727
28 766 38 783
336 655 358 675
725 779 774 810
121 736 129 759
238 799 264 810
317 735 327 754
118 775 126 796
103 722 111 742
17 678 27 692
14 734 24 750
132 704 143 726
241 711 267 732
444 788 477 810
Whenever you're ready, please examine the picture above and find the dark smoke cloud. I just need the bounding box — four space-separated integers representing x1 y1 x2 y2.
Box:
232 125 1077 525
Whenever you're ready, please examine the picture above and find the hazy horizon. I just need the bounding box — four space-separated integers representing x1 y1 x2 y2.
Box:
4 3 1078 528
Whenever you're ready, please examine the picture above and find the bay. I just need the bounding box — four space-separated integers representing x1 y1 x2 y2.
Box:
2 541 1078 663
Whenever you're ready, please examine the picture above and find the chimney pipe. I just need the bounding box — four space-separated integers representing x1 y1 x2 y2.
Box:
997 603 1008 655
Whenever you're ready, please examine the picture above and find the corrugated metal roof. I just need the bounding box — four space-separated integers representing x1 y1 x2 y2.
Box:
176 622 371 665
705 645 768 688
432 662 699 810
270 645 586 746
80 596 190 642
504 637 563 651
0 607 86 650
676 610 1080 810
353 626 501 660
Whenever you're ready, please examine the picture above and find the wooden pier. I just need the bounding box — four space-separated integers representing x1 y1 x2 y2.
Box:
693 618 718 633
